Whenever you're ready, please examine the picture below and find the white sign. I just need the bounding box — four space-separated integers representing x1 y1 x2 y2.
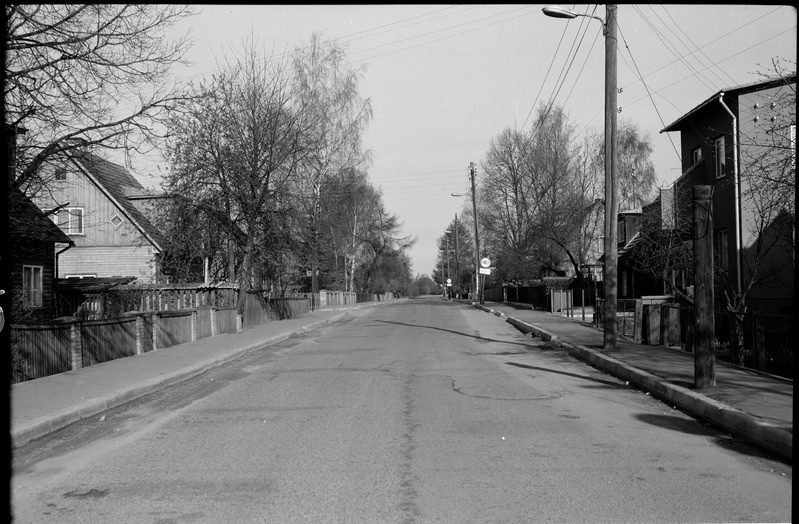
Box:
480 257 491 268
479 267 492 275
447 278 451 284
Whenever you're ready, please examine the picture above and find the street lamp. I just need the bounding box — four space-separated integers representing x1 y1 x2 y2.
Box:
543 5 618 350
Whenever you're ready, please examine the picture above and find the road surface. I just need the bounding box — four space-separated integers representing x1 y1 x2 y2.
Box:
12 298 792 522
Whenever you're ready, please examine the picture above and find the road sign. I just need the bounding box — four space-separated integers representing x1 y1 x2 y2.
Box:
480 257 491 268
447 278 451 284
479 267 491 275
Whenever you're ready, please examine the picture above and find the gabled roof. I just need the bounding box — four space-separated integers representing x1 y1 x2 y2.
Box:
8 186 73 245
661 73 797 133
69 152 164 251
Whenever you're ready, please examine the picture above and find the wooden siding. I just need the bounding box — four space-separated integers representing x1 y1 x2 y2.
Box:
35 165 150 248
32 160 161 282
9 241 59 321
59 245 157 282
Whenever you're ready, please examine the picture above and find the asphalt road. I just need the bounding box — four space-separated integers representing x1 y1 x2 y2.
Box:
11 298 792 523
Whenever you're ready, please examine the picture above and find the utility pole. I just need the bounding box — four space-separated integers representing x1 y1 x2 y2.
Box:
469 162 481 303
542 3 618 350
440 246 445 298
446 236 451 298
602 4 619 351
693 185 715 388
454 213 460 298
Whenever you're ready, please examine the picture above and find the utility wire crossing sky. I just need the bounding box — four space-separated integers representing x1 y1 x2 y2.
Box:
128 4 796 279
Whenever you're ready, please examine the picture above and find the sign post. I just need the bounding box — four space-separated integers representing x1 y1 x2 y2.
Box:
479 258 491 304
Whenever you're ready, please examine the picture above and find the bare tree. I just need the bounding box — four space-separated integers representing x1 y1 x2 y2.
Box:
5 4 195 191
478 105 597 283
163 37 311 309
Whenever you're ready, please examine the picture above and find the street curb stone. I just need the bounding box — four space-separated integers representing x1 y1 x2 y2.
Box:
469 303 792 462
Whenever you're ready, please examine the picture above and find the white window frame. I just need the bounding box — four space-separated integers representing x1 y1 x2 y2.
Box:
23 265 43 308
61 207 85 235
691 147 703 164
54 166 67 181
714 136 726 179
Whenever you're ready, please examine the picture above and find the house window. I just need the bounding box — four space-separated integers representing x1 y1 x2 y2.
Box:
62 208 84 235
110 214 123 228
691 147 703 164
54 167 67 181
51 208 84 235
23 265 43 308
713 136 726 179
715 229 729 271
617 220 626 244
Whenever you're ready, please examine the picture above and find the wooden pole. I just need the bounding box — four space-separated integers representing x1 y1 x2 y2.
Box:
602 4 619 351
693 185 715 388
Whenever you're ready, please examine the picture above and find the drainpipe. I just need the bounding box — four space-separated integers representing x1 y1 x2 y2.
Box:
718 93 743 297
55 242 73 316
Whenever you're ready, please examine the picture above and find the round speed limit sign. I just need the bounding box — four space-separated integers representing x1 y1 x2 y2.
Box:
480 257 491 268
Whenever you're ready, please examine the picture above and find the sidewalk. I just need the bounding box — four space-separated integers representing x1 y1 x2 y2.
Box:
470 300 793 462
10 304 376 449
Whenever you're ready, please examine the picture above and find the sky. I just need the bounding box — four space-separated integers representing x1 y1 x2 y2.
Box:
129 4 796 279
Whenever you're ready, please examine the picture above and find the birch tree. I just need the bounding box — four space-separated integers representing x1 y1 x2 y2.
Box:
291 33 373 293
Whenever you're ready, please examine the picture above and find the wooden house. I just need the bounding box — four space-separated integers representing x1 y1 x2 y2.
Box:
660 74 795 315
617 74 795 315
32 151 165 284
7 186 73 322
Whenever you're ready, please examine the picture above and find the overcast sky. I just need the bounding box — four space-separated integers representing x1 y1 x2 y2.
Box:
132 4 797 279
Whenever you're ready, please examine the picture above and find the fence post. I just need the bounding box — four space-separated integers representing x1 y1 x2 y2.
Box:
210 307 218 336
581 289 585 321
191 309 198 341
633 299 643 343
663 306 681 347
152 313 160 350
645 305 661 345
69 320 83 371
236 312 243 333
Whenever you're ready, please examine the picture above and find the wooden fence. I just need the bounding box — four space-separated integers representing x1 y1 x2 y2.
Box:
12 286 398 384
594 298 794 379
70 284 239 320
10 305 241 384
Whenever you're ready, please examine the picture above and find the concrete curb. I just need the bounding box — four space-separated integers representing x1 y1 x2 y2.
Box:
469 304 793 462
12 311 350 448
